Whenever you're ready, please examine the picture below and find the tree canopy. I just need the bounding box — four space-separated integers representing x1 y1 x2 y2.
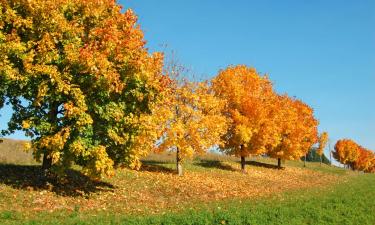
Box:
0 0 166 177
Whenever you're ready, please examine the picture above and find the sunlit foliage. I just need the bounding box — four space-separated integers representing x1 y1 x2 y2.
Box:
154 77 228 175
317 132 329 156
0 0 165 177
212 65 279 171
333 139 360 170
267 95 319 164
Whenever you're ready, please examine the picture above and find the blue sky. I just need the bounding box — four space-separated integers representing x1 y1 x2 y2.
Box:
1 1 374 157
120 0 375 155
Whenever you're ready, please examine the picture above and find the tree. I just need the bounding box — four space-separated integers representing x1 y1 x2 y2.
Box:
317 132 329 166
0 0 165 178
353 147 374 172
333 139 360 170
367 154 375 173
301 147 331 164
267 95 319 169
155 78 228 176
212 65 279 173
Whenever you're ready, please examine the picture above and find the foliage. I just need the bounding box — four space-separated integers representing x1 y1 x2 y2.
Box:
333 139 360 169
0 0 165 177
317 131 329 156
212 65 278 158
267 95 318 161
155 77 228 174
333 139 375 173
301 147 331 164
354 147 374 172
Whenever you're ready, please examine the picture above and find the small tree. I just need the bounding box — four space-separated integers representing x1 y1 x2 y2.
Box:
155 79 228 176
317 132 329 166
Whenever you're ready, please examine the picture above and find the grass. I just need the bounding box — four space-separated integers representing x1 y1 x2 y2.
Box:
0 145 373 224
0 139 35 165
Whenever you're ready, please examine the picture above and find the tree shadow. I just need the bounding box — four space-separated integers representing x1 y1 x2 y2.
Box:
140 161 175 174
245 160 284 170
0 164 114 197
141 159 174 165
194 160 238 172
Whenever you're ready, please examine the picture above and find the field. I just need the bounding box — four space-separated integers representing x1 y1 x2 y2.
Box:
0 139 374 225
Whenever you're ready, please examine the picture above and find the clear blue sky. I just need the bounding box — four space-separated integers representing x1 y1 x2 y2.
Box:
1 1 374 156
120 0 375 154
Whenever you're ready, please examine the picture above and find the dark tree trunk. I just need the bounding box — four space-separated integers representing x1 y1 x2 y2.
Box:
241 156 246 173
41 102 59 177
277 158 282 169
320 155 322 166
42 153 52 177
304 154 307 167
176 147 183 176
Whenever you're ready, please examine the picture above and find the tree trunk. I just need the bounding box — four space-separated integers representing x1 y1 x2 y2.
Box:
320 155 322 166
329 150 332 166
241 156 246 173
176 147 183 176
41 102 59 178
304 154 307 167
277 158 282 169
42 153 52 177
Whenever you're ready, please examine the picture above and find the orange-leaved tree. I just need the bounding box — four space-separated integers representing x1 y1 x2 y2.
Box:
212 65 279 173
267 95 319 169
0 0 165 178
333 139 360 170
317 132 329 166
353 147 374 172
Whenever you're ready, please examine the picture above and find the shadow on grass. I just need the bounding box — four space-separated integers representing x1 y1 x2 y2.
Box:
0 164 114 197
245 160 284 170
194 160 238 172
140 161 175 174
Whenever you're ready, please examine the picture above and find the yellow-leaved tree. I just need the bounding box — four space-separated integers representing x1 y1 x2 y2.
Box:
155 78 228 176
212 65 279 173
317 132 329 166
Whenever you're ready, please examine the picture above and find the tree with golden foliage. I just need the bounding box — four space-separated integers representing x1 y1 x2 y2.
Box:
0 0 165 178
154 78 228 176
212 65 280 173
267 95 319 169
317 132 329 166
333 139 360 170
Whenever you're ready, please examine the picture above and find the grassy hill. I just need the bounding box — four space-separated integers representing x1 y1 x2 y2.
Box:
0 142 374 224
0 139 35 165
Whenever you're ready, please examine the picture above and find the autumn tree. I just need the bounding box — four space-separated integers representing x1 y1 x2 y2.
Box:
212 65 279 173
267 95 319 169
353 147 374 172
317 132 329 166
333 139 360 170
0 0 165 178
153 75 228 176
367 154 375 173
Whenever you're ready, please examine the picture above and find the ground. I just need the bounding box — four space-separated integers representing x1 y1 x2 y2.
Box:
0 140 374 224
